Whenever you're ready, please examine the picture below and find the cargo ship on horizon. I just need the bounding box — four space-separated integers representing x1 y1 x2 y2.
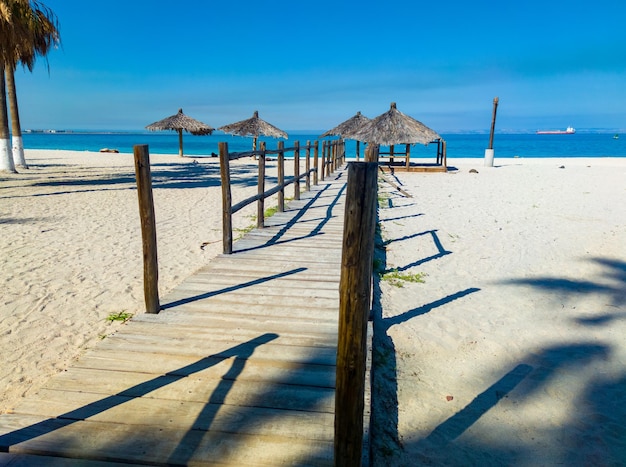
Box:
536 126 576 135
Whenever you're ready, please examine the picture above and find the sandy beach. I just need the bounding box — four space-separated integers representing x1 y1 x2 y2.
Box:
1 151 625 465
372 157 626 465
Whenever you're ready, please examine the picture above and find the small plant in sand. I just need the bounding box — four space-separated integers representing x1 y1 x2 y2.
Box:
380 269 427 287
106 311 133 323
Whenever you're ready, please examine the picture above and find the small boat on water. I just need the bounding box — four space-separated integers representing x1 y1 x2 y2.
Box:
613 134 619 139
536 126 576 135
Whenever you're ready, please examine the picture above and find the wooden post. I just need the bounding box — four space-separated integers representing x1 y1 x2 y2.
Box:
177 129 183 158
327 143 333 175
277 141 285 212
365 144 379 163
305 140 311 192
314 140 319 185
389 144 394 164
294 140 301 200
356 140 360 161
488 97 499 150
320 141 326 181
257 141 266 229
405 143 411 169
335 162 378 467
133 145 160 314
219 142 233 254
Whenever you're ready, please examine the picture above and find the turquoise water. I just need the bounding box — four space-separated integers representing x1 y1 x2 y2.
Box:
21 131 626 159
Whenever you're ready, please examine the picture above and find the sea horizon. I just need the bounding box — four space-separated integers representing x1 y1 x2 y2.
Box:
20 130 626 159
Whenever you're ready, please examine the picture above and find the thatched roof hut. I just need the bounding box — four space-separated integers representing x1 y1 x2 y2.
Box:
320 111 370 138
218 111 288 150
146 108 214 157
349 102 441 146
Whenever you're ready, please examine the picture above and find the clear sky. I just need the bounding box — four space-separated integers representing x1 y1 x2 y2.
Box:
13 0 626 132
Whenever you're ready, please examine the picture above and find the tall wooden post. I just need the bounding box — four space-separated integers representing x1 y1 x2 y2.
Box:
488 97 499 150
277 141 285 212
335 162 378 467
356 140 360 161
305 140 311 192
294 140 301 200
257 141 266 229
389 144 394 164
133 145 160 314
320 141 326 182
219 142 233 254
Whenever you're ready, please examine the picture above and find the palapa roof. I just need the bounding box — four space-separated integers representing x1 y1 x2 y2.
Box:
320 111 371 138
349 102 441 146
146 108 214 135
218 111 287 139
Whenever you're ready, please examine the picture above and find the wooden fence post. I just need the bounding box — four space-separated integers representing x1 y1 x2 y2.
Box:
314 140 319 185
335 162 378 467
257 141 266 229
294 140 301 200
320 141 326 181
133 145 160 314
219 142 233 254
326 143 331 177
277 141 285 212
305 140 311 192
356 140 360 161
365 144 379 163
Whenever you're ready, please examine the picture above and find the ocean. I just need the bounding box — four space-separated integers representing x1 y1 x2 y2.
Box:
21 131 626 159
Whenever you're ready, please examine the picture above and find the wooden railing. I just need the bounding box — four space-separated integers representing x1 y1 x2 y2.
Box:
219 139 345 254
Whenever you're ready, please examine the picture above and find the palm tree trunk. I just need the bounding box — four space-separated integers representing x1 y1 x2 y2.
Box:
5 64 27 168
0 64 17 173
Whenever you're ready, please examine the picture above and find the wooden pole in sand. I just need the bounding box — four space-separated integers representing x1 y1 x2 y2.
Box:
335 162 378 467
133 145 160 314
488 97 499 150
219 142 233 254
485 97 499 167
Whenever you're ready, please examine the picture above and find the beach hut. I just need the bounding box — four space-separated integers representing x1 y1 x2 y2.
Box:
320 111 371 160
350 102 446 171
218 111 288 151
146 108 214 157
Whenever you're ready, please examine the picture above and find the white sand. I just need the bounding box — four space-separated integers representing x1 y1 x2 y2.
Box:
373 157 626 465
1 152 625 464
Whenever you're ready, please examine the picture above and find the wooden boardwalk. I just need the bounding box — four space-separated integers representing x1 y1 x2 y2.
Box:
0 168 353 466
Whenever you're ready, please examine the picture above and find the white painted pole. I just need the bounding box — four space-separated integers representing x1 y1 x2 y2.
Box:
484 148 494 167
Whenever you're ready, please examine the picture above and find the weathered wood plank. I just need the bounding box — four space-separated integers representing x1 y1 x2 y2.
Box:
0 414 334 466
28 373 335 413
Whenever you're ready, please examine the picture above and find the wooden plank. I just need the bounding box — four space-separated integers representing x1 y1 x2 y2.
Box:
54 356 336 390
29 372 336 413
13 390 335 433
0 415 334 466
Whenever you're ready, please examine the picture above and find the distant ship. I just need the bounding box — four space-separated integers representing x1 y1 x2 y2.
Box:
536 126 576 135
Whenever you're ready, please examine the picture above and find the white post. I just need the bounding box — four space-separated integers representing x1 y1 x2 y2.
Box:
484 148 494 167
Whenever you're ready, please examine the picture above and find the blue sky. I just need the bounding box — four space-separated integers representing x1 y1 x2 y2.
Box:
14 0 626 132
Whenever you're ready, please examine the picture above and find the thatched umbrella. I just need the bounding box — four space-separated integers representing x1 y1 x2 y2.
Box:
218 110 288 151
320 111 371 160
349 102 441 146
146 108 214 157
320 111 370 138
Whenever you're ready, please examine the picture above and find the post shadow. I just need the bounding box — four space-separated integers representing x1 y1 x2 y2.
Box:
161 267 307 309
0 333 279 451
